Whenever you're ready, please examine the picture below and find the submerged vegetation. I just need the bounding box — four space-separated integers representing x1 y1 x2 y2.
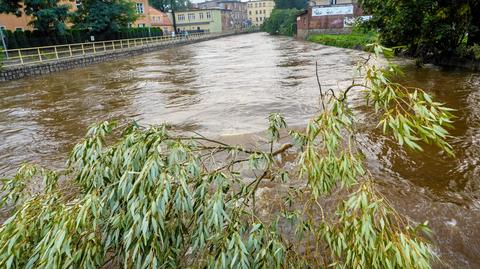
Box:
0 46 455 268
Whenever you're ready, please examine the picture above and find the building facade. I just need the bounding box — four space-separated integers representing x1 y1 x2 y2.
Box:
296 0 365 39
134 2 173 33
196 0 248 29
246 0 275 27
0 0 172 32
174 8 233 33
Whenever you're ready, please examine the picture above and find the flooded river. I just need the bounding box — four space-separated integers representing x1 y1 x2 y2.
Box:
0 33 479 268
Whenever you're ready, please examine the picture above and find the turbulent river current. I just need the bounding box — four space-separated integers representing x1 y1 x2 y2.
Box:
0 32 479 268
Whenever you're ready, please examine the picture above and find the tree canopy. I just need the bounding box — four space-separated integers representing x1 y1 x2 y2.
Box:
262 9 299 36
149 0 192 12
274 0 307 9
0 0 71 34
359 0 480 58
71 0 138 35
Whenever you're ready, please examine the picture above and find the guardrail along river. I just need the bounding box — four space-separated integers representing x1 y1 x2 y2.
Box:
0 33 479 268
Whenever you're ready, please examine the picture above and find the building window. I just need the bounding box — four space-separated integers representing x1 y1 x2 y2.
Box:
178 14 185 21
188 13 195 20
259 17 262 21
249 11 251 15
138 24 146 28
199 12 204 19
263 2 266 7
256 18 258 22
136 3 144 14
206 12 211 19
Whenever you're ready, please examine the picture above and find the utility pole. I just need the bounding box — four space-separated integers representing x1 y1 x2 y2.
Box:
170 0 177 34
0 28 7 50
0 28 8 60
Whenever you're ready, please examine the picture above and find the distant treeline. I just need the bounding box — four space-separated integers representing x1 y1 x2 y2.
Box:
3 28 164 49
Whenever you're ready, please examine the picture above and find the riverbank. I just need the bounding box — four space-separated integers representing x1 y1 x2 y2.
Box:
306 32 480 71
307 32 376 51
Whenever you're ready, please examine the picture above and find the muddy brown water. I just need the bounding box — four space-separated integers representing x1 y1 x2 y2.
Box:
0 32 479 268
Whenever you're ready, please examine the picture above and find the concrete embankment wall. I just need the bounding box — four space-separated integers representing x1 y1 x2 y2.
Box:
0 32 252 81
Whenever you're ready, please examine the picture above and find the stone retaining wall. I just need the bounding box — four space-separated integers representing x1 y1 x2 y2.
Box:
0 32 250 81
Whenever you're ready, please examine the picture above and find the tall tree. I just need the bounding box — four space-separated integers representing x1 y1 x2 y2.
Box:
149 0 192 12
72 0 138 35
0 0 71 35
274 0 307 9
359 0 479 58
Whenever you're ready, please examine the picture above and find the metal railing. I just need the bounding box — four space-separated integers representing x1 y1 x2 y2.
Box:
1 32 214 67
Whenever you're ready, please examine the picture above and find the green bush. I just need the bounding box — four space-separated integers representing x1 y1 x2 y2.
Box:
71 29 83 43
0 27 164 49
455 43 480 61
29 31 42 47
359 0 480 59
14 30 29 48
6 31 18 49
308 31 377 50
469 44 480 60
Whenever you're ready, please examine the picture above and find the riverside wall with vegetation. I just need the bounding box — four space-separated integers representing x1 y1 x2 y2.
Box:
307 30 377 51
262 0 480 70
2 28 165 50
0 31 255 81
306 31 480 71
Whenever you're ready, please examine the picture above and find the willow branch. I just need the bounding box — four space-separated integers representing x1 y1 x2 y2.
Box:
316 61 326 110
340 84 370 102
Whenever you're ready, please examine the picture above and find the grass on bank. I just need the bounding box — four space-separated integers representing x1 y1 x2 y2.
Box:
307 31 377 51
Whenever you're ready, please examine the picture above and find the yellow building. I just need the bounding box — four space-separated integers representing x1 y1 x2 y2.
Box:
246 0 275 26
174 8 233 33
0 0 172 32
